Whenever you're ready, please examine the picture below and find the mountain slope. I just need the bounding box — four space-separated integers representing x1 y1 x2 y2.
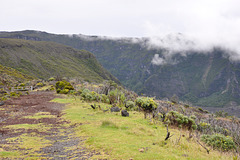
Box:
1 30 240 109
0 64 34 86
0 38 119 83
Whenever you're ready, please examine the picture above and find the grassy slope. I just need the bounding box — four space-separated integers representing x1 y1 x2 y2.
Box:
0 64 34 85
52 96 233 160
0 38 119 83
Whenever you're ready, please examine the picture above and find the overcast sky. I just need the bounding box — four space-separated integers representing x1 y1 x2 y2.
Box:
1 0 240 54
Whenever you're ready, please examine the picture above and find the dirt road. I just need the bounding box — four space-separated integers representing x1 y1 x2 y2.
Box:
0 91 98 159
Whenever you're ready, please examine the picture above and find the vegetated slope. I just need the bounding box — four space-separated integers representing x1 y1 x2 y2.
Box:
1 31 240 109
0 38 119 83
0 64 34 86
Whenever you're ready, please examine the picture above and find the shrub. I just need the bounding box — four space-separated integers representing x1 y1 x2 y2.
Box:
56 88 61 93
50 85 55 91
60 89 69 94
126 100 135 111
19 83 25 87
201 134 236 151
165 111 197 130
55 80 74 94
135 97 157 111
136 97 157 118
100 94 110 103
109 89 117 104
81 89 94 101
48 77 55 81
215 110 228 117
198 107 204 112
10 92 17 97
36 82 44 87
119 92 126 104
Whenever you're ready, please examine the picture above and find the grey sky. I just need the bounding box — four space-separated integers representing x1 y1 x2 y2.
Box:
1 0 240 54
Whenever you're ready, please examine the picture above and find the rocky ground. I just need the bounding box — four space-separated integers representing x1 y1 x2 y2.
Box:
0 91 100 159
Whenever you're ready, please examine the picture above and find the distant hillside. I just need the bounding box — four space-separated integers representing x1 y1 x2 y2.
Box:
0 38 119 83
1 30 240 109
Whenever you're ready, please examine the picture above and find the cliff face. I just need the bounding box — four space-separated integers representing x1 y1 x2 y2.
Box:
1 30 240 108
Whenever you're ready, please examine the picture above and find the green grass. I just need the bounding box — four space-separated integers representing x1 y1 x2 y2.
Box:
6 133 51 151
54 96 234 160
0 95 235 159
0 151 19 158
4 133 51 159
4 123 52 133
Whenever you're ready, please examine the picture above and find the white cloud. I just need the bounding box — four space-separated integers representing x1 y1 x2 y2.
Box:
1 0 240 60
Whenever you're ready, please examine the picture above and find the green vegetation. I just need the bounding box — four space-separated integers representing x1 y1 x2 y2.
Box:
0 38 119 83
55 80 74 94
0 64 33 86
126 100 136 111
48 77 55 81
51 97 233 160
165 111 197 130
2 30 240 110
136 97 157 118
201 134 236 151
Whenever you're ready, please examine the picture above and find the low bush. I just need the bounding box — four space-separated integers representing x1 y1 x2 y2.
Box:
48 77 55 81
201 134 236 151
55 80 74 94
165 111 197 130
36 82 44 87
100 94 110 103
10 92 17 97
80 89 94 101
126 100 135 111
60 89 69 94
135 97 157 111
19 83 25 87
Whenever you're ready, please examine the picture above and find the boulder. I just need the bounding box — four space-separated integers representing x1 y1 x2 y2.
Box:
121 110 129 117
110 107 120 112
0 101 4 106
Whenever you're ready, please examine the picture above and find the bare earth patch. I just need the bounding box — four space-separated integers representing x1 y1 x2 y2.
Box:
0 91 99 159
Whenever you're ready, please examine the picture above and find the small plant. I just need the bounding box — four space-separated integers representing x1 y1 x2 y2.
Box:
201 134 236 151
48 77 55 81
50 85 55 91
56 88 61 93
36 82 44 87
10 92 17 97
19 83 25 87
198 107 204 112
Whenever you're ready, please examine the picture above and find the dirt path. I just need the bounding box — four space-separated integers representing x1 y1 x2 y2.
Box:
0 91 98 159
